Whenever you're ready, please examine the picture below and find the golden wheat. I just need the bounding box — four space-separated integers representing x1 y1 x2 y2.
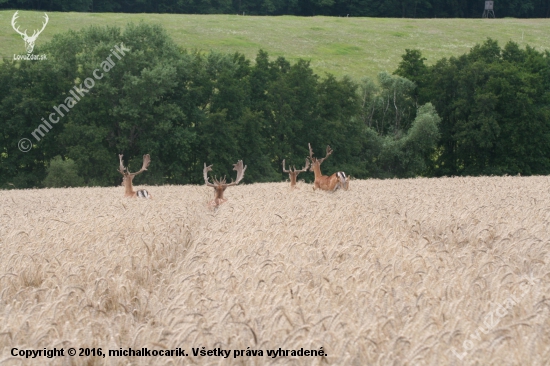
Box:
1 177 549 365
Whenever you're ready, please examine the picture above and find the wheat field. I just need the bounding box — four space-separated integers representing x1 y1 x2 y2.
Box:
1 176 549 365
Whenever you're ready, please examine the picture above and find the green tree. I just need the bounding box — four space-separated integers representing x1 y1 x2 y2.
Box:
4 23 448 188
0 51 70 189
397 39 550 176
377 103 441 177
43 156 85 187
358 72 416 136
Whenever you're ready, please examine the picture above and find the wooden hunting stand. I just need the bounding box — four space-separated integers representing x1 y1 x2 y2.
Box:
482 1 495 18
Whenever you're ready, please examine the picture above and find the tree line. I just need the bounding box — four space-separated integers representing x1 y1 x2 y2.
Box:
395 41 550 176
1 0 549 18
0 23 548 189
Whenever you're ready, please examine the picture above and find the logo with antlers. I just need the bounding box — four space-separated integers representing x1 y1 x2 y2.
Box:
11 11 49 54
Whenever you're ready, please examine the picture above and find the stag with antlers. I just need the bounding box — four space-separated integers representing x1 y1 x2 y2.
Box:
203 160 247 207
282 158 310 189
11 11 49 54
308 143 349 191
118 154 152 199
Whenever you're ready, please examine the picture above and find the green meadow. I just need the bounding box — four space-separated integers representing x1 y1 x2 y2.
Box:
1 11 549 80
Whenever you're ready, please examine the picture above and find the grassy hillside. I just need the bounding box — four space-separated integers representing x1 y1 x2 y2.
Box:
1 11 550 80
1 177 549 364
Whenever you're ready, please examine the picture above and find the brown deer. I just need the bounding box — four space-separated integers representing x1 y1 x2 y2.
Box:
118 154 152 199
308 143 349 191
282 158 310 189
203 160 247 207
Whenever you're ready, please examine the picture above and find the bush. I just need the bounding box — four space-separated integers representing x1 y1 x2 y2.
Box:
43 156 85 188
377 103 441 178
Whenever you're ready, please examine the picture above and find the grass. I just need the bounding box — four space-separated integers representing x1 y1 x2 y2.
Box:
1 11 550 80
1 176 549 364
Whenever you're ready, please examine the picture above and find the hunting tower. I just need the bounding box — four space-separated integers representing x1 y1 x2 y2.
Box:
482 1 495 18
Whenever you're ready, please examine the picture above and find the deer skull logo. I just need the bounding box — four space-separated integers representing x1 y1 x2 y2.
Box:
11 11 49 54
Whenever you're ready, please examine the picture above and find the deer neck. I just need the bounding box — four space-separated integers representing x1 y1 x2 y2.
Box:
124 176 135 196
312 163 323 179
215 186 226 200
289 172 298 186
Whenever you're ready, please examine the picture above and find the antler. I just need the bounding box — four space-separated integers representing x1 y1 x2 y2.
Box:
203 163 216 187
225 160 247 187
319 145 333 164
295 158 310 173
118 154 126 175
308 143 333 164
11 11 27 37
118 154 150 176
11 12 48 39
308 143 315 162
31 13 49 39
282 159 290 173
283 158 310 173
129 154 150 176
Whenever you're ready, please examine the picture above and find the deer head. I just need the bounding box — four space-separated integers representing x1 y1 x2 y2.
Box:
203 160 247 207
11 11 49 54
118 154 152 198
308 143 333 173
282 158 310 188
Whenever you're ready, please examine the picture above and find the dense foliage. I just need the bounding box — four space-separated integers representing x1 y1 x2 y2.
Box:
395 40 550 176
1 0 549 18
43 155 85 187
2 24 547 188
0 23 440 188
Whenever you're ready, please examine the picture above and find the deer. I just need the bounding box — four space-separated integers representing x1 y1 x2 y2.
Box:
308 143 349 191
118 154 152 199
282 158 310 189
11 11 49 54
203 160 247 207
